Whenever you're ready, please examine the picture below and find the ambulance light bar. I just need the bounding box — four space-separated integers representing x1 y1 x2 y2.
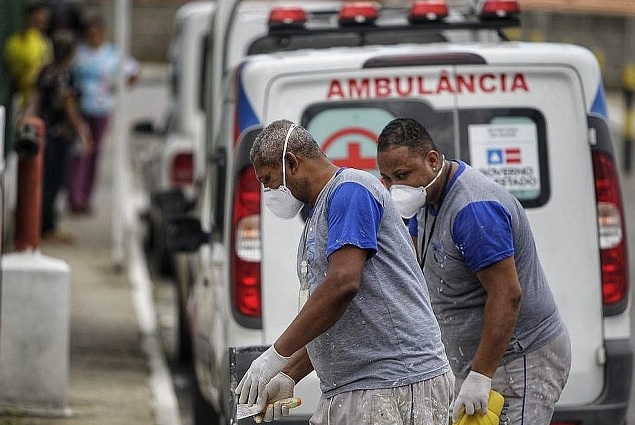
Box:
409 0 449 23
476 0 520 20
268 7 308 29
339 2 379 26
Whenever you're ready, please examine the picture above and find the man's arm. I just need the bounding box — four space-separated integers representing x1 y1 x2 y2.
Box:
274 244 366 357
472 256 522 377
283 347 314 384
63 93 92 150
452 256 521 420
235 244 367 406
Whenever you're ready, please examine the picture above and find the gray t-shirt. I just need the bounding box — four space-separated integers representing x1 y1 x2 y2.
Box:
415 161 565 380
299 168 449 398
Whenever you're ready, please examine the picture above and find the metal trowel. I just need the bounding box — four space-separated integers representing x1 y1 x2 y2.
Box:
236 397 302 420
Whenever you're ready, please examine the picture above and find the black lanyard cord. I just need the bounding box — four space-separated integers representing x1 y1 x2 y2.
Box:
419 160 453 269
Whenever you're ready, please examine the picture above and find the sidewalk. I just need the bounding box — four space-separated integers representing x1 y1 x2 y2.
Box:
0 64 177 425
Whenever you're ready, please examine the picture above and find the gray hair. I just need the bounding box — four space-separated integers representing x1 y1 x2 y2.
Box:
250 119 324 168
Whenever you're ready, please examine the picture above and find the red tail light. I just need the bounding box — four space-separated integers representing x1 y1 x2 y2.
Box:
592 151 628 307
231 166 262 318
170 152 194 186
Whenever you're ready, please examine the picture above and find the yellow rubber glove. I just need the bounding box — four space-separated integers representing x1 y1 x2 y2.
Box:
452 390 504 425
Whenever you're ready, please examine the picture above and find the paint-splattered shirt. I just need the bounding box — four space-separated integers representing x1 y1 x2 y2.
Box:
409 161 565 381
300 167 449 398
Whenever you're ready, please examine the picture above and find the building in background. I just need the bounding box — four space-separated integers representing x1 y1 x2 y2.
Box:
519 0 635 89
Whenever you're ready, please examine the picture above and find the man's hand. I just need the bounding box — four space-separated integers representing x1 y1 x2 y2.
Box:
235 346 289 407
452 371 492 422
253 372 296 423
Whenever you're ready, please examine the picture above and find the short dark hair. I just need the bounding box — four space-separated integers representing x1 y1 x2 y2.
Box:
82 14 105 33
376 117 437 156
25 1 49 16
51 30 76 62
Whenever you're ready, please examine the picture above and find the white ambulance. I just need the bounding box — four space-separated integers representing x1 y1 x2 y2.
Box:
166 1 632 424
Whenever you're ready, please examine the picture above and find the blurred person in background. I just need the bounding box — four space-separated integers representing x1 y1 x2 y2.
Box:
4 2 52 153
44 0 84 39
68 15 139 214
4 2 52 110
23 31 92 243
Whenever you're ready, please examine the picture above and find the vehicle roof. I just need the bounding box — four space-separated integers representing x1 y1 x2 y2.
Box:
242 41 600 82
175 0 216 20
239 41 602 112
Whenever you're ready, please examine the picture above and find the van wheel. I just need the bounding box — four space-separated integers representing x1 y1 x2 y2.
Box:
176 293 192 364
191 370 221 425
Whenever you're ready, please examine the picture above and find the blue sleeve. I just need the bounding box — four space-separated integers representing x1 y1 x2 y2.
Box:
452 201 514 273
326 182 383 257
408 215 418 237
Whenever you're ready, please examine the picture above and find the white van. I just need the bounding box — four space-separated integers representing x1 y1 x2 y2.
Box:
166 1 632 424
138 0 215 273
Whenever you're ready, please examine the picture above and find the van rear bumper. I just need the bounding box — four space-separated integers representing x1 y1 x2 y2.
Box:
551 338 633 425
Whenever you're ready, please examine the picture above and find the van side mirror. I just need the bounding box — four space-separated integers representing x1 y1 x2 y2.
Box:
153 188 196 215
132 119 158 135
163 216 208 253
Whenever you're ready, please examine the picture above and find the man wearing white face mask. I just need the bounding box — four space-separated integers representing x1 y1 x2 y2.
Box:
236 119 454 424
377 117 571 425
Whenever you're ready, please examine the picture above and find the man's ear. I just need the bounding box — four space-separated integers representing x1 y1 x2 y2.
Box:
426 150 442 171
285 152 299 174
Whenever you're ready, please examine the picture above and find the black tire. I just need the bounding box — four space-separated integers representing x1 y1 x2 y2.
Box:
176 289 193 364
191 368 222 425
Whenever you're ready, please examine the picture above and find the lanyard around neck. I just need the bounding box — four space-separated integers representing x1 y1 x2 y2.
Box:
419 160 453 268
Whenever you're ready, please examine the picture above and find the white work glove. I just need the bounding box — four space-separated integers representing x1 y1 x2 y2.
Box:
253 372 296 423
452 371 492 422
236 346 290 407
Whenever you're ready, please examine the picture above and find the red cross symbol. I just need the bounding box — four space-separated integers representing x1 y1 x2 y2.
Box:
321 127 378 172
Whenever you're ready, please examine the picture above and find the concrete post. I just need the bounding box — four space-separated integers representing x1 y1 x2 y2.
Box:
0 111 71 416
0 252 71 416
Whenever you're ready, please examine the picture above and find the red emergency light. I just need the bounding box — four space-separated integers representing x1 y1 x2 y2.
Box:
409 0 449 23
268 6 307 28
477 0 520 19
339 2 379 26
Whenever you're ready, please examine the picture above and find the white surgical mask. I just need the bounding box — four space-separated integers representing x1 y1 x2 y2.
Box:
263 124 304 219
390 156 445 219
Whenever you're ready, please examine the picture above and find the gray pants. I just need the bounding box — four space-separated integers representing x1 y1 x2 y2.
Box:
309 371 455 425
491 329 571 425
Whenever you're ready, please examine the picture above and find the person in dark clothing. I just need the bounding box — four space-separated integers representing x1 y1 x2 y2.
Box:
23 30 92 243
44 0 84 39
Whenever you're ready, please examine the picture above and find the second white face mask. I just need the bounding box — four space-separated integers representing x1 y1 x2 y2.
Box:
390 157 445 219
263 124 304 219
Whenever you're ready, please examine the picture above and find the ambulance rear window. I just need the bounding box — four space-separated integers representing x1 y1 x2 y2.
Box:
301 100 454 178
301 102 548 208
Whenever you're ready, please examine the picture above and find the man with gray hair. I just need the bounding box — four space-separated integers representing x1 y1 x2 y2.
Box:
235 119 454 424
